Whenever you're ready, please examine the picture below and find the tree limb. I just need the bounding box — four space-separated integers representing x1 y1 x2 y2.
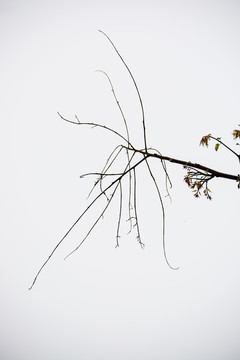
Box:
125 147 239 182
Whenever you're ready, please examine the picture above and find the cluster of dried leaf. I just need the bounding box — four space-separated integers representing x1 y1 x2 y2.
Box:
184 127 240 199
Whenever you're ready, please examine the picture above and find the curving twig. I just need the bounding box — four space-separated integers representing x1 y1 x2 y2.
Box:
144 158 179 270
98 30 148 151
57 112 134 148
96 70 134 232
87 145 123 200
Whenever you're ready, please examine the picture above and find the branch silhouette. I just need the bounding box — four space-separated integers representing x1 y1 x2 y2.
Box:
29 31 240 289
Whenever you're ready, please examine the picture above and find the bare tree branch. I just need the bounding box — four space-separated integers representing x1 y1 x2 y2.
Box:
29 31 240 289
124 147 239 182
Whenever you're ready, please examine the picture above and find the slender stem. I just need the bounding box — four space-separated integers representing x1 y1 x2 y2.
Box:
96 70 133 231
99 30 148 151
116 180 123 247
144 159 179 270
96 70 131 147
81 172 126 178
87 145 123 199
149 147 173 200
210 136 240 160
133 167 145 248
57 112 134 149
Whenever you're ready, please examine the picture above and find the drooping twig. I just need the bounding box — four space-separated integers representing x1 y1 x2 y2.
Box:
116 180 123 247
144 158 179 270
133 167 144 248
149 147 173 201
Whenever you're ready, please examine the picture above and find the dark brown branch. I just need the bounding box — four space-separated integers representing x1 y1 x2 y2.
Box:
125 147 239 182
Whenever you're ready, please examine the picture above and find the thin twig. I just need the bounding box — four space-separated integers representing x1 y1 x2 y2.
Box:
101 145 124 173
133 167 144 248
57 112 134 149
87 145 123 199
96 70 131 147
149 147 173 200
81 172 127 178
210 135 240 160
116 180 123 247
144 158 179 270
96 70 134 233
98 30 148 151
64 181 120 259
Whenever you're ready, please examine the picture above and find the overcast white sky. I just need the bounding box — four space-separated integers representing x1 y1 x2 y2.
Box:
1 1 240 359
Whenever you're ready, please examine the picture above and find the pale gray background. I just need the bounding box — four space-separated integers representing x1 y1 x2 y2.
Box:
1 0 240 359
